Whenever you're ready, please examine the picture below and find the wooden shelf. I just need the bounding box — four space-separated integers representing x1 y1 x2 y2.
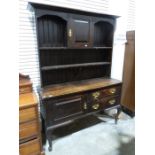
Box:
39 47 112 50
93 47 112 49
41 62 111 71
39 47 67 50
40 78 121 98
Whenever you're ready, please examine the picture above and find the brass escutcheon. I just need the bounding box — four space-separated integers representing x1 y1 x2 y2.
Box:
108 99 116 105
83 102 87 110
68 29 72 37
109 88 116 94
92 92 100 100
92 103 100 110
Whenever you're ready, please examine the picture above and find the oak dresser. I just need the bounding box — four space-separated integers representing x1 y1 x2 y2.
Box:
30 3 122 151
19 74 44 155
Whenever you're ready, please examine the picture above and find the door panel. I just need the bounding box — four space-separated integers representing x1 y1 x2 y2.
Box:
46 96 84 125
74 19 89 42
68 15 93 48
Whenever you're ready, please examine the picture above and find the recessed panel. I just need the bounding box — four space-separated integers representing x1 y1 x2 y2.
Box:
74 20 89 42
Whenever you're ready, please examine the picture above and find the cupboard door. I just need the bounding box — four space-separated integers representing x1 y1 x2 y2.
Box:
68 17 93 48
45 96 84 125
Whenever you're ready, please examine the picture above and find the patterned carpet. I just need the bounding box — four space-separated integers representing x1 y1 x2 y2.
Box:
44 112 135 155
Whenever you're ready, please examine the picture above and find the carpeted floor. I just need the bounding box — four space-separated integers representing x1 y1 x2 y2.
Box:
44 112 135 155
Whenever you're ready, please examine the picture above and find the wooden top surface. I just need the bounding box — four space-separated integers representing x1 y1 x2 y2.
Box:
19 93 37 109
40 78 122 99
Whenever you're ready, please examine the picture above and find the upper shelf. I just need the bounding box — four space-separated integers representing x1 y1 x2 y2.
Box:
41 62 111 71
39 47 112 50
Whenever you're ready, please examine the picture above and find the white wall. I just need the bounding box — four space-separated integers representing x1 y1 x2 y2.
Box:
19 0 135 91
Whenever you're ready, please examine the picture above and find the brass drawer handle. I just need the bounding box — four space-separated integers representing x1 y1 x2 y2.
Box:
92 103 100 110
109 88 116 94
83 102 87 110
108 99 116 105
68 29 72 37
92 92 100 100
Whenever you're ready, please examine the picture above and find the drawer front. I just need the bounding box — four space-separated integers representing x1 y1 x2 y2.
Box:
88 86 121 103
19 120 39 142
19 138 41 155
19 106 37 123
20 86 32 94
89 95 120 111
101 85 121 97
46 96 84 125
90 85 121 101
101 95 120 109
86 85 121 112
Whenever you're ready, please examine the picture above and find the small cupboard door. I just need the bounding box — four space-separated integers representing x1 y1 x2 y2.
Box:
68 15 93 48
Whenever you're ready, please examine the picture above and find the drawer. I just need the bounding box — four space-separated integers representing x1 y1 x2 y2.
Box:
19 138 41 155
101 85 121 97
19 120 39 142
89 95 120 112
90 85 121 101
19 106 37 123
101 95 120 109
20 86 32 94
46 96 84 125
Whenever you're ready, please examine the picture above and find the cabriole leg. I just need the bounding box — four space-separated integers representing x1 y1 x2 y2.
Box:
46 130 52 152
115 106 121 124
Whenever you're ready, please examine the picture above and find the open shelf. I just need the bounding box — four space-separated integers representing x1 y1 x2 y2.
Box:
94 21 114 47
37 15 67 47
41 65 111 86
39 47 112 50
39 47 67 50
93 47 112 49
41 62 111 71
40 49 112 67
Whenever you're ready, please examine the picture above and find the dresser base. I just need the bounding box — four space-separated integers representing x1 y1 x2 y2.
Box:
41 105 122 151
39 78 122 151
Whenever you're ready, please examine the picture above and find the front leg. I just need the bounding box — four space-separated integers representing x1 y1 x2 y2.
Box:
46 130 53 152
115 106 121 124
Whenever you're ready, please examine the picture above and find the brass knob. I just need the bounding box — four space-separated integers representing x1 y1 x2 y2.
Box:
83 102 87 110
109 88 116 94
92 103 100 110
108 99 116 105
68 29 72 37
92 92 100 100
